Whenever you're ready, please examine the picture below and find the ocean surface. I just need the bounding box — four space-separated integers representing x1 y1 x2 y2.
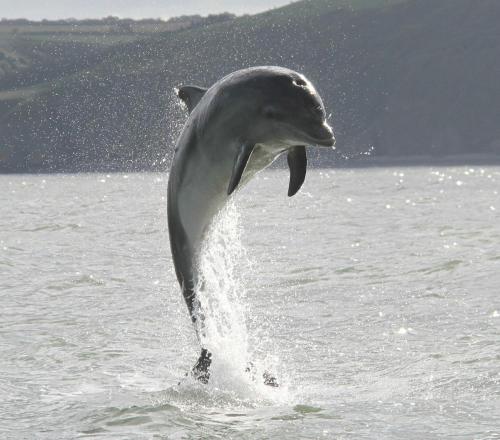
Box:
1 167 499 439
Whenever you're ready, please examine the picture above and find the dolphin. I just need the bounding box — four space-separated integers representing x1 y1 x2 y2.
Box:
167 66 335 384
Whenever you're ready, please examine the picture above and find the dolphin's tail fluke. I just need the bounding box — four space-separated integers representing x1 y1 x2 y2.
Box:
191 348 212 384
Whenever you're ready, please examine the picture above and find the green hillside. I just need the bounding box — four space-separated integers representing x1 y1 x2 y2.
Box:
1 0 499 172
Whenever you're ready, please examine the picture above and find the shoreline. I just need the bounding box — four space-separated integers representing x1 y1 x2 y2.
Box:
1 154 500 175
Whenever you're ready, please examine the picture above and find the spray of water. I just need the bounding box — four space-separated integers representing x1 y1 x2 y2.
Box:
191 201 287 400
195 202 249 381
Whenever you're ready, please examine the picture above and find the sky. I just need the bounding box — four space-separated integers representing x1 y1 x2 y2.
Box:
0 0 293 20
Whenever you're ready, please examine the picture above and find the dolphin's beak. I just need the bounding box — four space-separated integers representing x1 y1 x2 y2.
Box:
289 121 336 149
311 122 336 149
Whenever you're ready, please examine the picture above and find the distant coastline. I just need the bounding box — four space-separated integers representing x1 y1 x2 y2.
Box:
2 153 500 175
327 154 500 168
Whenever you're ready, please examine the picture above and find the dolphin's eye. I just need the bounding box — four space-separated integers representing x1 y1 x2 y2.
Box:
293 78 307 87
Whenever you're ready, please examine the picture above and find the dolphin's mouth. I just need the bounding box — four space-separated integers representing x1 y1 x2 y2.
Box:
311 134 336 148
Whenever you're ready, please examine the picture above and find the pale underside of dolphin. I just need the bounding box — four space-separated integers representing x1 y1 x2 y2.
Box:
167 66 335 384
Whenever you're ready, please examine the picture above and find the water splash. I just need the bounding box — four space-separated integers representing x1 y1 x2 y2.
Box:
195 202 250 382
192 201 286 399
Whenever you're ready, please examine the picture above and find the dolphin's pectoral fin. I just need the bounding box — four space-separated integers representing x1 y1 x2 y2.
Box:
177 85 208 113
191 348 212 384
227 143 254 195
287 145 307 197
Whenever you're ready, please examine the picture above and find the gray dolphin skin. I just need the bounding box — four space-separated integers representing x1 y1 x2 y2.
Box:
167 66 335 385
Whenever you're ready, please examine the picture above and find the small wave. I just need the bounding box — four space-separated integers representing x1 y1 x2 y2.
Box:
0 259 14 267
20 223 82 232
288 266 324 275
410 259 463 275
335 266 364 274
45 274 105 291
105 415 152 426
420 292 446 299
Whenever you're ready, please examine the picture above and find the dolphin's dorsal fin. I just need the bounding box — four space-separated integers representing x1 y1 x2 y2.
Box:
287 146 307 197
177 85 207 113
227 143 254 195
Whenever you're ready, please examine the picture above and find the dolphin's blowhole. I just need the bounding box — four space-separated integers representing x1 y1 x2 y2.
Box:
293 78 307 87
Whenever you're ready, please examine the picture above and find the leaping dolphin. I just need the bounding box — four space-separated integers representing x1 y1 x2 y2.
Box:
167 66 335 384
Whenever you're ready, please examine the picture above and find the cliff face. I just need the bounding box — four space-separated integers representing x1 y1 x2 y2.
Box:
1 0 499 172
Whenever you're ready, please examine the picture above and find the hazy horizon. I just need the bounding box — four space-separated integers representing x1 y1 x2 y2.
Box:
0 0 293 20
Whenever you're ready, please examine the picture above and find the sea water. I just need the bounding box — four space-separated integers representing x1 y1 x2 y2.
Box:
1 167 499 439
